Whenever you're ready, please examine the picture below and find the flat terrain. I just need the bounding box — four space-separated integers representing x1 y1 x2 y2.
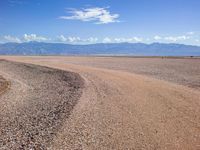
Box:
0 56 200 149
3 56 200 89
49 56 200 90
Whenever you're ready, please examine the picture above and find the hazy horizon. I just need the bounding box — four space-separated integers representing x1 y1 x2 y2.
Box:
1 41 200 47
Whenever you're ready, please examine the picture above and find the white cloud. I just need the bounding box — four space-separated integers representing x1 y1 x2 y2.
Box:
57 35 81 43
133 37 143 42
68 36 81 43
4 35 21 43
103 37 112 43
1 33 197 44
23 34 48 42
114 38 122 43
154 35 162 40
59 7 120 24
113 37 143 43
84 37 98 43
186 31 194 35
57 35 67 42
57 35 98 43
164 35 190 42
164 36 178 42
2 34 48 43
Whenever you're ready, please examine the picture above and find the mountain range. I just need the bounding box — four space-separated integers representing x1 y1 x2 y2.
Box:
0 42 200 56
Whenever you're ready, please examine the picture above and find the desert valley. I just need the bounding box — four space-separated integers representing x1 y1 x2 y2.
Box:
0 56 199 149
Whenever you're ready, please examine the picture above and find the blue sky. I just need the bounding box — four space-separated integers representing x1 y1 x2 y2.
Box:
0 0 200 45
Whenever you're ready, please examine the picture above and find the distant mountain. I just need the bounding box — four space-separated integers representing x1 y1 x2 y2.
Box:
0 42 200 56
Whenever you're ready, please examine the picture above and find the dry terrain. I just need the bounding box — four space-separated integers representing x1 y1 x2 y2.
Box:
0 60 83 149
0 75 10 95
47 56 200 90
0 56 200 150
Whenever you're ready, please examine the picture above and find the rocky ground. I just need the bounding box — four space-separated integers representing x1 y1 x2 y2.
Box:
0 75 10 95
0 60 84 149
54 56 200 90
0 57 199 150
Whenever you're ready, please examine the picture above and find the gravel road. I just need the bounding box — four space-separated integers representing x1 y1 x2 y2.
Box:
0 60 84 149
0 75 9 95
43 56 200 90
0 57 200 150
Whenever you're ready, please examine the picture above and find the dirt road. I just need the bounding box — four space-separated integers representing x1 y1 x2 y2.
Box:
0 56 200 149
0 75 10 95
0 60 83 149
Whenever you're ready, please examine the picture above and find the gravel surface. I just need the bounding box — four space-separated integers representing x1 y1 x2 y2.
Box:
0 60 84 149
2 56 199 90
0 75 9 95
54 57 200 90
0 57 200 149
0 76 5 87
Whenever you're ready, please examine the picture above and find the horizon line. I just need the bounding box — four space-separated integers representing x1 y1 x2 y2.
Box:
1 41 200 47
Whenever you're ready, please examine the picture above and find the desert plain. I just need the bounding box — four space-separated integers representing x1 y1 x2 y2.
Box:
0 56 200 149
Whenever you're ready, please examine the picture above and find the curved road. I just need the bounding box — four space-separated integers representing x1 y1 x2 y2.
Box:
1 57 200 149
0 60 83 149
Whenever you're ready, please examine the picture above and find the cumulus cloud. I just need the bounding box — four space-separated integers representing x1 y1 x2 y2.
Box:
1 33 197 44
102 37 144 43
154 35 162 40
103 37 112 43
113 37 143 43
23 34 48 42
85 37 98 43
57 35 98 43
164 35 190 42
57 35 81 43
133 37 143 42
2 34 48 43
152 34 193 42
59 7 120 24
57 35 67 42
4 35 21 43
68 36 81 43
